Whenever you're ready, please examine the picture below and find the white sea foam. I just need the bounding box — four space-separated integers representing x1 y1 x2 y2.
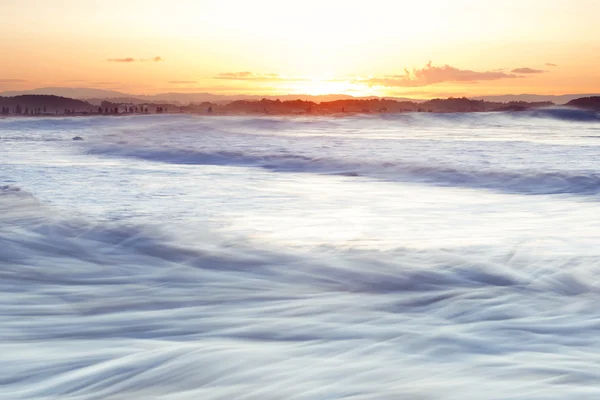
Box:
1 113 600 399
79 111 600 196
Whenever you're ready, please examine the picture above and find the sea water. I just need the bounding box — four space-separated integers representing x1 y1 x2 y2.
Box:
1 110 600 399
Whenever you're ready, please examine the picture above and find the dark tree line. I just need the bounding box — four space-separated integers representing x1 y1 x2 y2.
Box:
98 102 151 115
1 105 49 115
0 104 160 116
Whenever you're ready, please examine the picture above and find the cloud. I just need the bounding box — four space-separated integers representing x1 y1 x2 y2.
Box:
169 80 197 84
107 56 163 63
511 67 546 74
214 63 529 89
363 62 522 87
214 72 306 82
0 79 27 83
218 72 253 78
157 85 263 93
546 63 558 67
108 58 136 63
92 82 119 85
389 90 468 97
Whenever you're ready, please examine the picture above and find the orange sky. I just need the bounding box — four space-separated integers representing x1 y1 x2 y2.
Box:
2 0 600 98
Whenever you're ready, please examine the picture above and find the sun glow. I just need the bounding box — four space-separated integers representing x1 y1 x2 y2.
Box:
282 78 379 97
2 0 600 96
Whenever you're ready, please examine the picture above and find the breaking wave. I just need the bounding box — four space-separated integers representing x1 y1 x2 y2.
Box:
2 185 600 399
87 145 600 196
351 108 600 126
521 107 600 122
4 113 600 398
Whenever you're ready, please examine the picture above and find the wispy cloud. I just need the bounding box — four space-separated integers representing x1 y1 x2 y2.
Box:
389 90 469 98
214 62 536 89
215 72 306 82
364 62 522 87
108 58 136 63
92 82 119 85
546 63 558 67
169 80 197 84
107 56 163 63
157 84 264 93
511 67 546 74
0 79 27 83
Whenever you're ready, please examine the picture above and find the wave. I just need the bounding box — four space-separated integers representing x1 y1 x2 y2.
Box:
519 107 600 122
2 185 600 398
87 145 600 196
378 107 600 123
346 107 600 126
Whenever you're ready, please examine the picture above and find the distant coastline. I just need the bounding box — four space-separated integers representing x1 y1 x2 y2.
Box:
1 94 599 118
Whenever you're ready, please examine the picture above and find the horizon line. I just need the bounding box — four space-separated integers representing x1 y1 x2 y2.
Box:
2 87 600 100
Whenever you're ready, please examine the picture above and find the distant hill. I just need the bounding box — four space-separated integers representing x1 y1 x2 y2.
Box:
124 93 425 104
566 96 600 111
3 87 599 105
0 94 579 116
187 97 554 115
477 94 600 105
0 87 424 104
85 97 149 106
0 95 94 113
0 87 129 100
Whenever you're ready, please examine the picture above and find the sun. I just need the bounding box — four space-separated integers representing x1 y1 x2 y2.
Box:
283 78 380 97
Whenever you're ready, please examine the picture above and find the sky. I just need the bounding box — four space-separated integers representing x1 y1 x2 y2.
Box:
1 0 600 98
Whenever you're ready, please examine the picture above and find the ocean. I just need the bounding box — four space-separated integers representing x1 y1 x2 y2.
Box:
2 109 600 399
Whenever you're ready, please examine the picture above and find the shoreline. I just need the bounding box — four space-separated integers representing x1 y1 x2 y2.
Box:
0 106 597 120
